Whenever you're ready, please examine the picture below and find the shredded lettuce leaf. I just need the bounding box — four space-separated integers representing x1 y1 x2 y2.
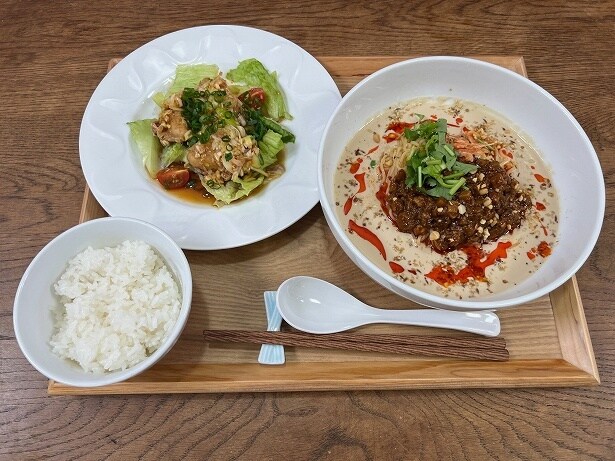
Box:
255 130 284 169
203 175 265 206
127 119 161 177
227 59 291 121
260 116 295 143
152 91 166 107
150 64 220 108
167 64 219 95
160 143 186 168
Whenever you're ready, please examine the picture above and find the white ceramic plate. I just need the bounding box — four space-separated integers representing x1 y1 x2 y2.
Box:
80 25 341 249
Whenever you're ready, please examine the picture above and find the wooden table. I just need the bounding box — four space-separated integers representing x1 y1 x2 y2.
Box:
2 1 613 459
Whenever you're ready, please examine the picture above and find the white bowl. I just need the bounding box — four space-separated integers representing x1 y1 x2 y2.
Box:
13 217 192 387
318 56 605 310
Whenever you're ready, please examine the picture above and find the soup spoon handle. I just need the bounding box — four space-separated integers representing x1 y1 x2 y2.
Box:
361 307 501 337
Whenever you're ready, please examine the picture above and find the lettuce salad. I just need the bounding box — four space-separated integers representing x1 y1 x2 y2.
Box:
128 59 294 205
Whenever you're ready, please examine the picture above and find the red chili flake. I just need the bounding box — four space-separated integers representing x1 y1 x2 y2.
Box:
535 201 546 211
537 241 552 257
376 181 394 222
426 242 512 287
344 173 367 215
389 261 405 274
349 158 363 174
383 132 400 143
472 241 512 270
426 265 458 287
408 269 417 275
527 242 551 260
343 196 353 215
430 114 438 120
354 173 366 194
534 173 547 183
462 126 469 132
367 145 379 154
348 220 386 260
455 117 463 124
500 148 513 159
386 121 415 133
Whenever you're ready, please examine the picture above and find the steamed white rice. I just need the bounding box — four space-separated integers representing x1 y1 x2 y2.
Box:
50 240 181 373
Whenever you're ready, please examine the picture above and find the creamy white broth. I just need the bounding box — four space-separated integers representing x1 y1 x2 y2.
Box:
334 97 559 298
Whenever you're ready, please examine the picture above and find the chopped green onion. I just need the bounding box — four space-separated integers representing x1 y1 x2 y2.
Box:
443 171 466 180
442 144 453 155
403 118 479 199
225 152 233 161
221 135 231 142
448 178 466 195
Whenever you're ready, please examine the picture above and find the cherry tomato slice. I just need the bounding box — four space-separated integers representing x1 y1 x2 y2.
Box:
156 167 190 189
239 87 266 110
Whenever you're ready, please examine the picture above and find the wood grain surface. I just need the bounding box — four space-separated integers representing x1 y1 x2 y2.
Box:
1 1 614 460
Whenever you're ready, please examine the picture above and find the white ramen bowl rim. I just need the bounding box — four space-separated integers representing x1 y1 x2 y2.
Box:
318 56 605 310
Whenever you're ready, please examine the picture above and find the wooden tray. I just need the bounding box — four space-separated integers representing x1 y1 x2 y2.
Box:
48 56 599 395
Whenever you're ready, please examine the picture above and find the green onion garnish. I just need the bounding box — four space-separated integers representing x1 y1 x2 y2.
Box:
403 118 478 200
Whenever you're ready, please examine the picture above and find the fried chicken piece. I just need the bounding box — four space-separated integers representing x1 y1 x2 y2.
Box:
152 109 190 146
186 126 258 185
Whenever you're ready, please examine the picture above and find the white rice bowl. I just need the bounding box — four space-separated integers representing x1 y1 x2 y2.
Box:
50 240 181 373
13 217 192 387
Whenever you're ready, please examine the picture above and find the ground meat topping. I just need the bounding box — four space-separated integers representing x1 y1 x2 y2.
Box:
386 158 531 253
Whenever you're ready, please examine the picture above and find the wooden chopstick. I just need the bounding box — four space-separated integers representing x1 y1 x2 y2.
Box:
202 330 509 361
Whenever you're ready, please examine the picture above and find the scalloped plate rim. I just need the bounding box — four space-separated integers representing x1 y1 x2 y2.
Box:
79 25 342 250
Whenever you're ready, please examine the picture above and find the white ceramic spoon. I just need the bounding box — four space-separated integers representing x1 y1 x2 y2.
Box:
276 276 500 337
